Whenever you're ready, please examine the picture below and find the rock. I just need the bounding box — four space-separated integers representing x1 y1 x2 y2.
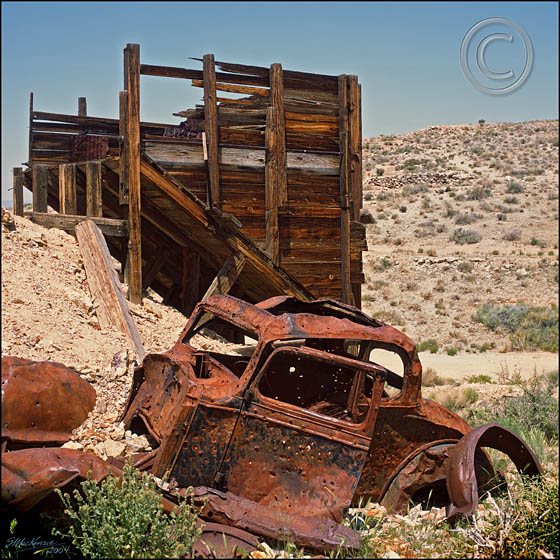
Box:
62 441 84 450
104 439 126 458
382 552 401 559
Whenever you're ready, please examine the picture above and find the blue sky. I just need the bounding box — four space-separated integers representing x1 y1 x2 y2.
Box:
2 1 558 202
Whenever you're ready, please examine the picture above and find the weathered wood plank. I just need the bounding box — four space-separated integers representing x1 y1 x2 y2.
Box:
182 246 200 316
348 75 362 222
32 111 168 133
265 107 279 265
59 163 77 215
192 79 269 97
140 63 269 87
125 43 142 304
338 75 352 305
31 212 128 237
144 142 339 174
75 220 145 359
78 97 87 117
12 168 24 217
203 54 220 209
32 164 48 213
202 253 247 300
270 63 287 206
119 90 129 205
28 92 34 166
142 246 168 290
86 162 103 217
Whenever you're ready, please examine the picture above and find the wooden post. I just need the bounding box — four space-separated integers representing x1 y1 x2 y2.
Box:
338 75 352 305
348 76 362 222
203 54 220 209
202 253 246 301
265 107 279 265
142 246 168 290
118 90 129 205
124 43 142 304
78 97 87 117
59 163 77 215
13 168 24 217
182 246 200 316
28 92 33 167
75 220 145 360
269 63 287 206
32 164 48 213
86 162 103 217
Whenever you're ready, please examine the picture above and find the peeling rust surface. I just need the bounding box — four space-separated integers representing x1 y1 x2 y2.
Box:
1 356 96 449
182 486 361 551
1 447 114 514
446 422 543 523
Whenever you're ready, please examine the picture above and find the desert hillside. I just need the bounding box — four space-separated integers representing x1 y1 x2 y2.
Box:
360 120 558 355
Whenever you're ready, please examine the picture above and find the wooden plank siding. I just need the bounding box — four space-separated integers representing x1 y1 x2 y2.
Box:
24 46 366 312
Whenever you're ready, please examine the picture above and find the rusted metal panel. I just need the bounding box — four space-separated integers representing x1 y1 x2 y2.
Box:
446 423 543 523
1 356 96 449
1 447 113 514
182 486 361 551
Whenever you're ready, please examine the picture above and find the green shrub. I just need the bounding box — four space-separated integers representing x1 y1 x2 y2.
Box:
451 228 482 244
376 167 385 176
417 339 439 353
506 181 523 193
422 367 454 386
446 347 458 356
466 371 559 446
455 212 482 225
467 185 492 200
472 303 558 352
55 462 202 559
466 374 493 384
529 237 547 248
496 477 559 559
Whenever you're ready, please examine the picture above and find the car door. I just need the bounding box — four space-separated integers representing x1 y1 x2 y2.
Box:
214 346 386 521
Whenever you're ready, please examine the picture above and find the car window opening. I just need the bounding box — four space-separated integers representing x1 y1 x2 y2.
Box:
258 350 373 424
183 313 258 379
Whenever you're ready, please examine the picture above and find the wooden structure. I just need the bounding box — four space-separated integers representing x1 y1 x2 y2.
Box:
15 44 366 314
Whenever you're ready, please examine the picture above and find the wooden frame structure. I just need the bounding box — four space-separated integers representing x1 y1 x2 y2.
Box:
15 44 366 314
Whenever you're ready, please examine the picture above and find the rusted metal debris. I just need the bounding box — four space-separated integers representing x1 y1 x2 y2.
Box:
1 295 545 553
446 423 543 523
120 294 544 529
1 356 96 450
1 447 258 558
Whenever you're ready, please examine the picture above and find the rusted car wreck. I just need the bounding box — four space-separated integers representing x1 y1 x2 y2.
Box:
121 295 542 523
2 295 543 552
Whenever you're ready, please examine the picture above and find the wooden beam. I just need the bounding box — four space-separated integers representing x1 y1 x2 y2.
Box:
12 168 24 217
125 43 142 304
86 162 103 217
59 163 77 215
31 212 128 237
338 75 352 305
269 63 287 205
78 97 87 117
348 75 362 222
32 164 48 213
265 107 279 265
75 220 145 360
119 90 129 205
28 92 33 167
203 54 220 209
182 246 200 316
191 79 269 97
142 246 168 290
202 253 247 301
